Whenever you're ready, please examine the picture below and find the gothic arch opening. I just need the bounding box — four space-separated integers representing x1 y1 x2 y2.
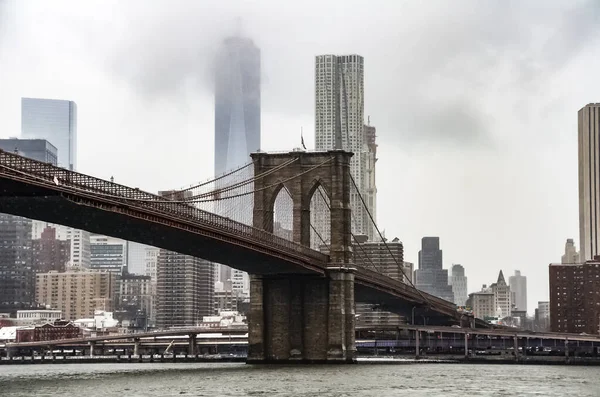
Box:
308 180 331 252
271 184 294 241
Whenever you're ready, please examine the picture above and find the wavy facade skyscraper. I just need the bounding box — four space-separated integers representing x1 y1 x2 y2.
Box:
214 36 261 287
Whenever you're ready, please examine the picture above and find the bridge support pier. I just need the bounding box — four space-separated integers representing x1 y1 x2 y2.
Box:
188 334 197 356
247 268 356 364
415 330 420 358
134 339 140 356
89 341 96 358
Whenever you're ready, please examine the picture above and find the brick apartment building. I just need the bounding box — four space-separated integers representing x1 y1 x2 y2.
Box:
549 256 600 334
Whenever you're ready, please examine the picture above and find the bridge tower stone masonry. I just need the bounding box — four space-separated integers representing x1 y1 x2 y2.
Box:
248 150 356 363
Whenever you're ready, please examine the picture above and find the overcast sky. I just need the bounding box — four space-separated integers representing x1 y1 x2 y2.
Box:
1 0 599 312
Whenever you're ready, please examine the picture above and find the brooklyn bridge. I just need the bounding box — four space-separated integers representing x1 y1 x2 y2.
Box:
0 148 486 363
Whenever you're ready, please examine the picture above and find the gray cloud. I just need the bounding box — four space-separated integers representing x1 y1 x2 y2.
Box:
83 0 599 150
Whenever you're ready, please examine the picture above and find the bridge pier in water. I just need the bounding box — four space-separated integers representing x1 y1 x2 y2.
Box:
247 268 356 363
249 150 356 363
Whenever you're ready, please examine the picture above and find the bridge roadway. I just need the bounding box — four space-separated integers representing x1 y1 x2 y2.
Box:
0 149 474 326
3 327 249 349
373 324 600 343
6 324 599 356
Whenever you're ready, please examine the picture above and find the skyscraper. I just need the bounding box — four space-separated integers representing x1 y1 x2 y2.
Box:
449 264 468 307
89 235 127 274
0 214 33 312
578 103 600 261
414 237 454 302
363 123 377 241
214 35 260 284
562 238 581 264
0 138 57 165
508 270 527 312
155 191 216 328
21 97 77 171
313 54 370 244
20 97 89 270
0 138 59 313
214 36 260 176
491 271 512 319
156 250 215 328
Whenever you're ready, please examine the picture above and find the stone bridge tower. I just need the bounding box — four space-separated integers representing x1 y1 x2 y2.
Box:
248 150 356 363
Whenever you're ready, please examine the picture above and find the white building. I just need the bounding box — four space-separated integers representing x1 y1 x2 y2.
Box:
16 310 62 325
144 247 159 280
449 264 468 307
491 271 512 319
127 242 159 277
231 269 249 297
74 310 119 331
363 123 377 241
579 104 600 261
508 270 527 312
90 234 127 273
200 311 246 328
561 238 580 264
21 97 77 171
467 285 495 320
66 228 91 270
312 54 370 245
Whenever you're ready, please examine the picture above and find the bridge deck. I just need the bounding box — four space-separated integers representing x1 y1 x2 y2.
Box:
0 149 476 324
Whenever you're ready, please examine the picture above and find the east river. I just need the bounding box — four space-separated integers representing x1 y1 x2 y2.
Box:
1 362 599 396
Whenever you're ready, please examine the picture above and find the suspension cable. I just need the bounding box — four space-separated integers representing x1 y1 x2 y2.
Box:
347 170 431 307
315 187 382 274
164 160 256 197
180 157 299 201
132 157 335 204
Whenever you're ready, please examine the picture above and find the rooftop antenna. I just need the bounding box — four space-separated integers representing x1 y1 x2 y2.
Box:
368 115 371 126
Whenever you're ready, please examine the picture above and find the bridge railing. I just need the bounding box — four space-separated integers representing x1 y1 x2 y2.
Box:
355 266 458 315
0 149 329 264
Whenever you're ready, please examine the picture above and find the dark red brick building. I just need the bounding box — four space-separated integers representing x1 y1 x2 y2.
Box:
549 257 600 334
32 226 70 273
16 320 81 342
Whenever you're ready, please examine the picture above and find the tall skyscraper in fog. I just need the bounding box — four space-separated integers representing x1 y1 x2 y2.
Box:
214 36 260 175
579 103 600 261
214 35 260 287
313 54 370 245
21 98 77 171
